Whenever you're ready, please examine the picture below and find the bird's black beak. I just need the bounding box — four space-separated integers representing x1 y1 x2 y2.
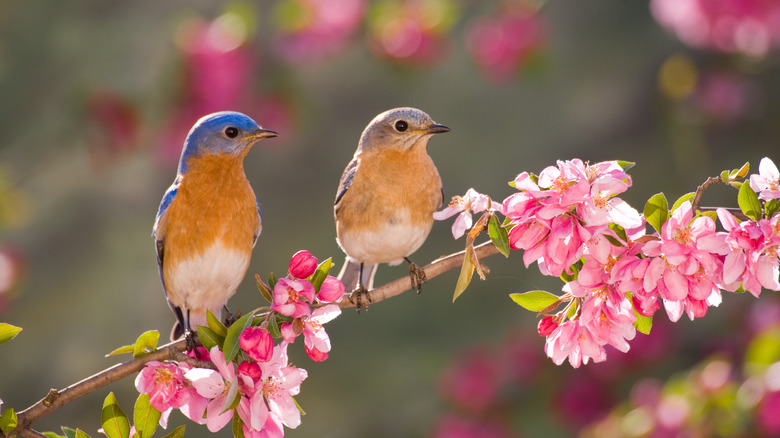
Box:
247 128 279 141
426 123 451 134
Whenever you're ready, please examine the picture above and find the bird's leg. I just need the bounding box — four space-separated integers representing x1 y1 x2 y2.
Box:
405 257 427 294
223 305 238 327
349 262 373 312
184 309 199 355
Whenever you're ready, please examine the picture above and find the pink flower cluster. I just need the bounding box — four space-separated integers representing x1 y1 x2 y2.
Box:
272 250 345 362
651 0 780 57
136 250 344 435
433 188 501 239
440 158 780 368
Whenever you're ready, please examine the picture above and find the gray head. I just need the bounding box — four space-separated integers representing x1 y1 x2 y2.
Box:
178 111 278 173
357 107 450 152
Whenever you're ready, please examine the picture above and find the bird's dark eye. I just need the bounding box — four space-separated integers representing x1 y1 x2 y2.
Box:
394 120 408 132
224 127 239 138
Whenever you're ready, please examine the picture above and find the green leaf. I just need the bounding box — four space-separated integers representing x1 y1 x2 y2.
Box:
609 223 628 245
488 214 510 257
509 290 560 312
267 313 281 339
697 211 717 221
43 432 66 438
101 392 130 438
133 394 160 438
671 192 695 212
628 292 654 335
310 257 334 291
617 160 635 171
643 193 668 234
734 161 750 179
0 407 17 434
738 182 762 221
268 272 278 290
0 323 22 345
196 326 223 351
160 425 185 438
75 429 93 438
452 250 474 302
207 310 228 338
766 199 780 219
133 331 160 358
223 312 253 362
720 169 730 181
62 427 77 438
256 274 273 303
105 344 135 357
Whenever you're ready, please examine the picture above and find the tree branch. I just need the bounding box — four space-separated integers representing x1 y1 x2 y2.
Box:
15 339 188 435
337 240 501 308
11 241 500 435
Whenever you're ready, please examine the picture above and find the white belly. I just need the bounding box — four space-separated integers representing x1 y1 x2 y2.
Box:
339 211 432 265
167 242 250 321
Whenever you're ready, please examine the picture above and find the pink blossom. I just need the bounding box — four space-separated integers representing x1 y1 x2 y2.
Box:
240 327 274 363
316 275 345 303
135 361 192 413
238 361 262 384
544 319 606 368
271 278 315 318
750 157 780 200
184 347 238 432
301 304 341 361
434 188 501 239
257 342 308 429
288 250 318 279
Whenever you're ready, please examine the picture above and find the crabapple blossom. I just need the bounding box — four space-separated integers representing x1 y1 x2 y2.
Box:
240 326 274 363
287 250 318 279
271 278 315 318
184 347 239 432
433 188 500 239
750 157 780 200
135 361 193 416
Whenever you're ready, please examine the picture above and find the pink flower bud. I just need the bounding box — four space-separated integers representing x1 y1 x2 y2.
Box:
239 326 273 363
317 275 345 303
288 250 318 279
305 344 329 362
537 316 558 337
237 361 262 383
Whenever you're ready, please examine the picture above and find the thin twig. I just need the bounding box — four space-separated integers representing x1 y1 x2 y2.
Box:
337 240 501 308
691 176 723 212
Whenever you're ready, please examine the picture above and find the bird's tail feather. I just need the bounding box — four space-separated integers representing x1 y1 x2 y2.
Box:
338 258 378 291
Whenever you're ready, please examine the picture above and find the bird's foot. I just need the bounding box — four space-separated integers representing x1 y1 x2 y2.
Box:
349 284 373 312
184 329 199 355
405 257 427 294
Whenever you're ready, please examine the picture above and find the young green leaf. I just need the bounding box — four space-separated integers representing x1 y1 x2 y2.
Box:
617 160 636 171
452 250 475 302
0 407 17 434
43 432 66 438
0 323 22 345
766 199 780 219
267 313 281 339
255 273 273 303
738 182 762 221
101 392 130 438
509 291 560 312
160 425 185 438
62 427 77 438
223 312 254 362
232 414 246 438
671 192 695 212
268 272 278 290
643 193 668 234
75 429 93 438
196 326 223 351
488 214 511 257
133 331 160 358
207 310 228 338
633 311 653 335
310 257 334 291
133 394 160 438
105 344 135 357
734 161 750 179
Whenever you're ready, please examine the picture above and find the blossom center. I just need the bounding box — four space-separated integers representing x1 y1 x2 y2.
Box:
675 227 693 244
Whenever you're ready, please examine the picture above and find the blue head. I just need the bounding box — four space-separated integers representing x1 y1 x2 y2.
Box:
177 111 278 173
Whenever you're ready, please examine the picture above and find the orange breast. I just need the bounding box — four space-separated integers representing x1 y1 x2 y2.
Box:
336 146 442 233
160 152 261 274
